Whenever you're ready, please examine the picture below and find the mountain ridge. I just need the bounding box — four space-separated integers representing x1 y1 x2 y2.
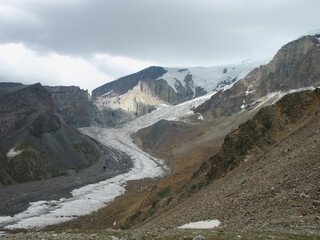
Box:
90 62 264 126
195 34 320 119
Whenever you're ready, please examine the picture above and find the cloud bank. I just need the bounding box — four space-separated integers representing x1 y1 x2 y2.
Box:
0 0 319 92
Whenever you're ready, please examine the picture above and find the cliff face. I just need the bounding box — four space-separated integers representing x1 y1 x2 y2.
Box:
195 35 320 118
0 83 54 140
0 83 100 186
92 66 167 98
45 86 91 128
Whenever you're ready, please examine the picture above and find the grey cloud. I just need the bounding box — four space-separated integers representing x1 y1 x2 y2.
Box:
0 0 320 66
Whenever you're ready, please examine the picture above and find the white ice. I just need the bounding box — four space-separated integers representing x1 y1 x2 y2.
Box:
178 219 221 229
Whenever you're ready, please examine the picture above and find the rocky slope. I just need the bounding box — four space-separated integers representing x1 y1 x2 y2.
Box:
194 88 320 183
137 88 320 232
195 34 320 119
0 83 100 186
91 62 262 126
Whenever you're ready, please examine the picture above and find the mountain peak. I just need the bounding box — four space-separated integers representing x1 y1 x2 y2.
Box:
195 34 320 119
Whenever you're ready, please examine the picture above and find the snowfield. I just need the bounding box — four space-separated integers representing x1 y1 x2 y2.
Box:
160 59 268 94
0 92 214 230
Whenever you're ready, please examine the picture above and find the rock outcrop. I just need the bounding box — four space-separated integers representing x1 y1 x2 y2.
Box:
92 66 167 98
0 83 100 186
45 86 91 127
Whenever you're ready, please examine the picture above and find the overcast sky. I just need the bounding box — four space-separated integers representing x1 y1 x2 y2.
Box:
0 0 319 93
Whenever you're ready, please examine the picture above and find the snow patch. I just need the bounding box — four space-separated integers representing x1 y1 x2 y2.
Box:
6 148 23 158
101 90 113 97
250 92 283 112
178 219 221 229
250 86 317 112
0 231 6 236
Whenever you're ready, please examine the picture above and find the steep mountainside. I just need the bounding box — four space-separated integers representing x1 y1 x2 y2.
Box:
195 34 320 119
194 88 320 183
45 86 91 128
0 83 100 186
140 88 320 230
91 62 263 126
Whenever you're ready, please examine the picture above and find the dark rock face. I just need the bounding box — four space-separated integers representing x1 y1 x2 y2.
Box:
28 111 61 137
174 73 195 103
92 66 168 98
0 83 100 186
195 35 320 119
194 89 320 182
0 83 54 139
0 82 25 96
45 86 91 128
138 78 180 104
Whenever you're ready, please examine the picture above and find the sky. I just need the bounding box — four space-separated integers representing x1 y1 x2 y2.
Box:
0 0 319 93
